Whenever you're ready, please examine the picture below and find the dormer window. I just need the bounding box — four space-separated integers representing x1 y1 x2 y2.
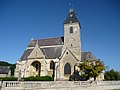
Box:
70 21 72 23
70 27 73 33
70 14 73 17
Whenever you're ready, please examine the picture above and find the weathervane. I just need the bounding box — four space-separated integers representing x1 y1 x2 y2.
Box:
69 0 74 11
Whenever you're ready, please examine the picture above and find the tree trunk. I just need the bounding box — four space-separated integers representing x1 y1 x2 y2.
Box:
94 76 97 81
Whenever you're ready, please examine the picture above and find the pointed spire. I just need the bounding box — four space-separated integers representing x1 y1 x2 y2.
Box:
64 9 79 24
63 0 80 24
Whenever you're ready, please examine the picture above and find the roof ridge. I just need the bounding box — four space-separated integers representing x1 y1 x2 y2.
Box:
32 36 64 41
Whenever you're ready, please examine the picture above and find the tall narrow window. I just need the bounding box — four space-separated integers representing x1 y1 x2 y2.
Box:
64 63 71 74
70 27 73 33
50 61 55 69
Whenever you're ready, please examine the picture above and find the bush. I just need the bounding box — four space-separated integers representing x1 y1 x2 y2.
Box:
104 69 120 81
23 76 53 81
69 70 81 81
0 76 53 81
79 60 105 81
0 77 18 81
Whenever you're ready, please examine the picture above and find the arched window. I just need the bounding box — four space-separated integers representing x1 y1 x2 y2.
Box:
50 61 55 69
64 63 71 74
70 27 73 33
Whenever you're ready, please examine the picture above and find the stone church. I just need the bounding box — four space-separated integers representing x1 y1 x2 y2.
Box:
15 9 97 80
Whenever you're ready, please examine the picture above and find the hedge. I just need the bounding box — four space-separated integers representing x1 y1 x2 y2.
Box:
0 77 18 81
0 76 53 81
22 76 54 81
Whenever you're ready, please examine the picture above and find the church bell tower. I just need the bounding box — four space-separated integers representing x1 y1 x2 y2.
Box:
64 9 81 61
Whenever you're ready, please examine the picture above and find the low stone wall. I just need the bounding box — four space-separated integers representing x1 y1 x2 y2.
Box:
1 81 120 90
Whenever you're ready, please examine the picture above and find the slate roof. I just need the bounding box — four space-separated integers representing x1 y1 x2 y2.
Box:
64 9 79 24
20 36 96 61
28 37 64 47
20 46 63 60
81 52 97 62
41 46 63 59
20 49 33 60
20 37 64 60
0 66 10 74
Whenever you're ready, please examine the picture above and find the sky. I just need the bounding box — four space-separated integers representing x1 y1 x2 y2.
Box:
0 0 120 71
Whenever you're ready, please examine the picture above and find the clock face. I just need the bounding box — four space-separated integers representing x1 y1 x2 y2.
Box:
74 28 77 31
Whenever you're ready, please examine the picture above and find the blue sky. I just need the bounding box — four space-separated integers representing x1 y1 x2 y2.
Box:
0 0 120 71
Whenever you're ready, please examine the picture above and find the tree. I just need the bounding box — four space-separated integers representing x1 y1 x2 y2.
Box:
104 69 120 80
0 61 11 66
79 59 105 81
10 64 16 76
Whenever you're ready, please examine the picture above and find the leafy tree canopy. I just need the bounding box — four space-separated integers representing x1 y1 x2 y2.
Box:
79 59 105 81
104 69 120 80
0 61 11 66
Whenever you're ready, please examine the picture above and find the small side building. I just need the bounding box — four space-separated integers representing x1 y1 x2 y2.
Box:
0 66 11 77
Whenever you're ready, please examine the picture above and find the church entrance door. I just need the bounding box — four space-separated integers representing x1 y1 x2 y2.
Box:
31 61 41 76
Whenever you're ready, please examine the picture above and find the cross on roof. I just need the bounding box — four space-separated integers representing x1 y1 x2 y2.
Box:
69 0 74 10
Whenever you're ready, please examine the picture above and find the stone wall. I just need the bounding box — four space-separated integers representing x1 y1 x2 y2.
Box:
1 81 120 90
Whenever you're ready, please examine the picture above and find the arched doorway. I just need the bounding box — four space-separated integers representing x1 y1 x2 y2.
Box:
64 63 71 75
31 61 41 76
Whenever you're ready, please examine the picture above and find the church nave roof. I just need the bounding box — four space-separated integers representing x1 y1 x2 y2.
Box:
28 37 64 47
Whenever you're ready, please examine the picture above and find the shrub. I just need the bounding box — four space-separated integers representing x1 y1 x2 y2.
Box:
69 70 81 81
23 76 53 81
104 69 120 81
0 77 18 81
79 60 105 81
